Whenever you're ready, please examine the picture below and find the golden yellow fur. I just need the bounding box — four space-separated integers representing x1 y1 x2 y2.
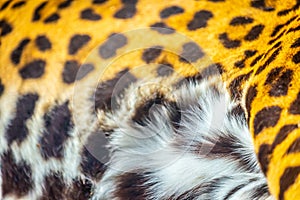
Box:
1 0 300 199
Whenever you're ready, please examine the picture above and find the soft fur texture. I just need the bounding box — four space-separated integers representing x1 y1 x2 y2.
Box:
95 77 274 200
2 1 300 199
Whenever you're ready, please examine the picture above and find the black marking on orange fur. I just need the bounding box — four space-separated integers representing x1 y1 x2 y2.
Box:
32 2 48 22
11 38 30 65
68 34 91 55
279 166 300 200
187 10 213 30
0 19 13 36
142 46 163 63
254 106 282 135
289 92 300 115
219 33 241 48
81 8 102 21
19 59 46 79
35 35 52 51
160 6 184 19
99 33 127 59
179 42 204 63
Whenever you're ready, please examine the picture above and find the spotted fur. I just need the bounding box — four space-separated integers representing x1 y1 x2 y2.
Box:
95 77 273 200
1 0 300 199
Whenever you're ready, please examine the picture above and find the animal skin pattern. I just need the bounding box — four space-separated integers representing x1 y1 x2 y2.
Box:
1 0 300 200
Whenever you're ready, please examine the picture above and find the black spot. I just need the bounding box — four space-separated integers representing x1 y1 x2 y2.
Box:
234 59 245 68
40 173 66 200
35 35 52 51
0 0 12 11
0 19 13 36
141 46 163 63
179 42 204 63
269 41 282 52
271 124 298 152
287 137 300 154
251 0 275 11
67 179 93 200
11 38 30 65
250 54 264 67
68 34 91 55
19 59 46 79
269 69 293 97
229 71 252 100
255 47 281 75
289 92 300 115
279 167 300 200
271 16 297 37
268 31 284 45
39 173 93 200
134 98 181 129
81 134 106 181
150 22 175 34
1 150 33 197
234 50 257 68
115 172 153 199
244 24 264 41
287 25 300 34
208 0 225 2
58 0 73 9
201 63 224 77
0 79 4 96
62 60 79 83
291 37 300 48
114 5 136 19
44 13 60 23
245 85 257 123
5 93 38 145
99 33 127 59
187 10 213 30
264 67 283 85
81 8 102 21
40 102 72 160
174 74 204 88
251 0 265 7
32 1 48 21
230 104 246 119
229 16 254 26
121 0 138 3
244 49 257 58
76 63 95 81
277 0 300 16
219 33 241 48
271 25 284 38
157 63 174 76
92 0 107 4
94 69 137 110
254 106 282 135
160 6 184 19
62 60 80 84
132 97 163 126
11 1 26 9
292 50 300 64
258 144 272 175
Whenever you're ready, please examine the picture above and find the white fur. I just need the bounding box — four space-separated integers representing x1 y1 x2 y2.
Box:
94 77 273 199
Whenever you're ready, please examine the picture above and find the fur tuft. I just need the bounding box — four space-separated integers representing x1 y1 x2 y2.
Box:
95 78 274 200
